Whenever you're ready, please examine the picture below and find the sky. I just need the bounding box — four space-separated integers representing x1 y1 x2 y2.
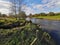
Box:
0 0 12 14
0 0 60 15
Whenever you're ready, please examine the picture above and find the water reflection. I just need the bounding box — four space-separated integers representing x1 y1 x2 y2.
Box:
31 18 60 30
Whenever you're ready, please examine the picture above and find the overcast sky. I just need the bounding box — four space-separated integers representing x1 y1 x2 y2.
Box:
0 0 60 15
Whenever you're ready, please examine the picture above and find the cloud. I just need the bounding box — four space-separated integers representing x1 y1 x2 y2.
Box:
21 5 36 15
33 0 60 10
56 2 60 4
33 4 45 11
21 0 60 15
0 8 9 14
56 2 60 7
0 0 12 15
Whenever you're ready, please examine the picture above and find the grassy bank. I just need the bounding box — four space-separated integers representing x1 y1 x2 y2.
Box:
32 15 60 20
0 20 55 45
0 17 26 29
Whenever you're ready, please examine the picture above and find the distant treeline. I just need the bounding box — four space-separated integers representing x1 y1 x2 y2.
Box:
0 12 60 18
29 12 60 17
0 11 26 18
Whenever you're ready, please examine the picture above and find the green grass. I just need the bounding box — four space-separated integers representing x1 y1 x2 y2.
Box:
0 17 25 25
33 15 60 20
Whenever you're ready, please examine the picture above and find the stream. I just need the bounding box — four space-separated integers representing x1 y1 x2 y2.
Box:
26 17 60 45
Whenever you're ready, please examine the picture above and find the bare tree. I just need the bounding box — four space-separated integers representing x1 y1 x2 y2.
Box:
10 0 24 19
11 0 17 19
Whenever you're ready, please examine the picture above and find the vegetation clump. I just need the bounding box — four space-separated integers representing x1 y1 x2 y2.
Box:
0 20 55 45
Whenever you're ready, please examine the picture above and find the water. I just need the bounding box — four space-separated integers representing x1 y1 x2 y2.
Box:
26 17 60 45
31 18 60 30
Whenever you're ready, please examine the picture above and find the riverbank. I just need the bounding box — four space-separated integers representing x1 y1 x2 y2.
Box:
0 19 55 45
0 18 25 29
32 15 60 20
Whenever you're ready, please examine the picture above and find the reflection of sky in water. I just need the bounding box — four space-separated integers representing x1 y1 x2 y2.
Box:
26 17 31 21
31 18 60 30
